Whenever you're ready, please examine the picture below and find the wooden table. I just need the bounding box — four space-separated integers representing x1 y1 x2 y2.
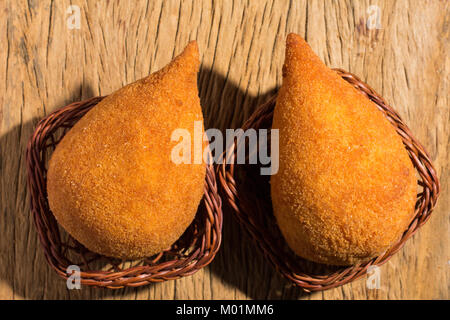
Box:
0 0 448 300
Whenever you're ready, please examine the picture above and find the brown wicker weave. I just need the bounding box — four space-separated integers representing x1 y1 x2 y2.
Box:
218 69 440 292
26 96 223 289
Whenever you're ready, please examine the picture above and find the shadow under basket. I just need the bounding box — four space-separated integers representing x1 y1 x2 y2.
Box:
218 69 440 292
26 97 223 289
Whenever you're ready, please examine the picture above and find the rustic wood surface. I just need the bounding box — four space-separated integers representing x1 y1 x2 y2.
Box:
0 0 448 300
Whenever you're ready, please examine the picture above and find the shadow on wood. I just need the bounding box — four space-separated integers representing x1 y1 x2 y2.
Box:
199 66 312 299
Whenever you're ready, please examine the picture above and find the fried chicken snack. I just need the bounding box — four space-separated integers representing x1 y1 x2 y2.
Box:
47 42 206 259
270 34 417 266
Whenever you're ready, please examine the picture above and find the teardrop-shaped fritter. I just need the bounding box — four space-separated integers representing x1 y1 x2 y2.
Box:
270 34 417 266
47 42 206 259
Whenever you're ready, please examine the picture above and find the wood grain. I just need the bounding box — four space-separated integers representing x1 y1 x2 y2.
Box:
0 0 448 300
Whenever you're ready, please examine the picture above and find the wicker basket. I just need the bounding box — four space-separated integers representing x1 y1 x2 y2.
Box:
26 96 223 289
218 69 440 292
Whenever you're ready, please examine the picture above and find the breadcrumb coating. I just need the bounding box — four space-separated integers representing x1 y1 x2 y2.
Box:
270 34 417 266
47 42 206 259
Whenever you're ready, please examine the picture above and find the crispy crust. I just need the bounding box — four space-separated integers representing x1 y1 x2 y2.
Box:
47 42 206 259
270 34 417 266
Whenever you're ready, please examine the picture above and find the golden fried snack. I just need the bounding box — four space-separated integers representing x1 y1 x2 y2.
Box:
270 34 417 266
47 42 206 259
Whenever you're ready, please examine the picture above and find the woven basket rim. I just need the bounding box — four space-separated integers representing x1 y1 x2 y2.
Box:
218 68 440 292
26 96 223 289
